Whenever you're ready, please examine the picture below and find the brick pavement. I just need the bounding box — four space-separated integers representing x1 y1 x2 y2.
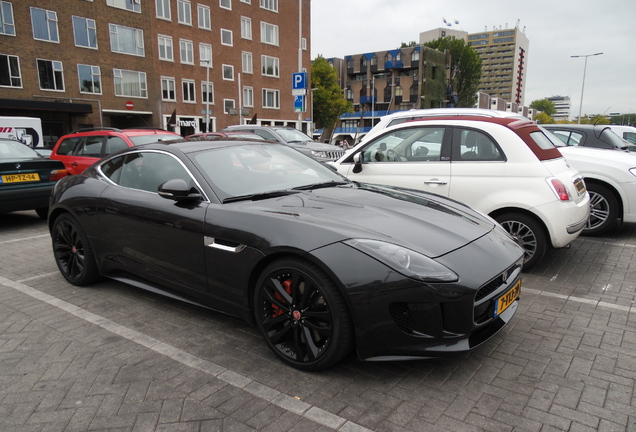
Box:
1 211 635 431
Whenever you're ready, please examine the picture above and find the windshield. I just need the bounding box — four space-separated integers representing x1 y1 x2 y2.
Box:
191 143 348 201
0 139 39 159
275 128 313 143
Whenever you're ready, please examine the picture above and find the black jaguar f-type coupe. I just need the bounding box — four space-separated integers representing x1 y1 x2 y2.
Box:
49 139 524 370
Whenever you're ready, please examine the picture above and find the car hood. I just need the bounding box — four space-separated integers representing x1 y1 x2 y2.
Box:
220 183 498 258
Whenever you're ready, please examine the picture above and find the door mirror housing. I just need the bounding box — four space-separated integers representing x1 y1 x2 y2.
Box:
158 179 202 202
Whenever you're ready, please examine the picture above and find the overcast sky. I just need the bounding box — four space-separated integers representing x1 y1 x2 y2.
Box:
310 0 636 117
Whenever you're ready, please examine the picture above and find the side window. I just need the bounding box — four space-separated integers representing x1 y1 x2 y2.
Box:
75 136 104 157
254 129 277 141
105 136 129 155
118 152 191 193
55 137 81 155
568 132 584 146
360 127 445 162
100 155 125 184
453 129 504 161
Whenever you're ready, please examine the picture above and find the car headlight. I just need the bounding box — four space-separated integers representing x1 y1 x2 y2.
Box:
310 150 328 158
343 239 458 282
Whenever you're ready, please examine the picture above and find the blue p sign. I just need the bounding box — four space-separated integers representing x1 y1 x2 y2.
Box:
292 72 307 90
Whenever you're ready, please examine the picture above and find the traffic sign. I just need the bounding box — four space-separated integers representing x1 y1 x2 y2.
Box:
294 95 305 113
292 72 307 91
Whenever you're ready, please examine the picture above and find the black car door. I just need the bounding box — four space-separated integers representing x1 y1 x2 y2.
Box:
97 150 209 295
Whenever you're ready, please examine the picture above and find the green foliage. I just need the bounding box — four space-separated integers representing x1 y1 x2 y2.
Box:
311 56 352 129
529 99 557 116
610 113 636 126
534 112 555 124
579 115 610 125
400 41 418 48
423 37 482 107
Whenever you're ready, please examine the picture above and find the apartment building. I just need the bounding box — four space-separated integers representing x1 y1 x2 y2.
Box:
325 45 447 143
0 0 310 146
467 27 529 106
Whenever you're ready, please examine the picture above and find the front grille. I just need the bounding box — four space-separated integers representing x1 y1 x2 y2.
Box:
474 264 520 324
389 302 414 334
327 150 345 160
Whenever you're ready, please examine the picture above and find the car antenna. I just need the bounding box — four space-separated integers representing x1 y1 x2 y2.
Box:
593 106 611 126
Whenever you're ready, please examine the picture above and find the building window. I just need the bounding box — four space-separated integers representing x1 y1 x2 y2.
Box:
241 16 252 39
180 39 194 64
223 99 235 114
182 79 196 103
31 7 59 43
199 43 212 67
161 77 176 101
109 24 144 56
260 0 277 12
0 54 21 88
262 88 279 108
114 68 147 98
242 51 253 74
221 29 232 46
178 0 192 25
77 64 101 94
411 49 420 62
243 86 253 107
156 0 171 20
198 4 210 30
107 0 141 13
220 0 231 10
37 59 64 91
1 1 16 36
158 35 173 61
202 81 213 104
261 55 279 77
222 64 234 80
72 16 97 49
241 0 251 3
260 22 278 45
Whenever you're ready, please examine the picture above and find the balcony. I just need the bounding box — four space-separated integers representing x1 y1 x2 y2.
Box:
385 60 404 69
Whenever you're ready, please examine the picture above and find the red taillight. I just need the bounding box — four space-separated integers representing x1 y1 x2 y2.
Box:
50 169 68 181
550 178 570 201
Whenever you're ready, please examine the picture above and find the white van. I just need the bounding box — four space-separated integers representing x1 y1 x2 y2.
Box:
0 116 44 147
607 125 636 144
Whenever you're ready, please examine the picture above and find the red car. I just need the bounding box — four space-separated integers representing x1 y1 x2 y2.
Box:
51 127 181 175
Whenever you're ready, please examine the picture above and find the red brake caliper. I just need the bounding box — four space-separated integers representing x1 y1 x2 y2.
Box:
271 278 292 317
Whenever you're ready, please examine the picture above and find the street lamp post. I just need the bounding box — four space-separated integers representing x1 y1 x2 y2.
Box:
202 59 211 132
571 52 603 124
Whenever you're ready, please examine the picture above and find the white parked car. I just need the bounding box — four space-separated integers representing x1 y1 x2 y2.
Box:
332 116 590 269
359 108 528 144
543 133 636 235
607 125 636 145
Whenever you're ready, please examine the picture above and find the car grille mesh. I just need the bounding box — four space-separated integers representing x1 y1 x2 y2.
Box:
474 264 519 323
389 302 414 334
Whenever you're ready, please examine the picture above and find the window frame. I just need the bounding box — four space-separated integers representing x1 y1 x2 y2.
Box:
241 16 252 40
197 3 211 30
158 34 174 61
0 54 22 88
221 28 233 46
36 58 64 91
177 0 192 26
199 43 212 67
109 24 145 57
261 55 279 77
201 81 214 104
0 1 15 36
72 16 98 49
222 64 234 81
30 7 59 43
179 39 194 64
77 64 102 94
161 76 176 101
262 88 280 109
106 0 141 13
220 0 231 10
182 79 196 103
260 22 279 46
113 68 148 98
242 51 253 74
156 0 171 20
260 0 277 12
243 86 254 107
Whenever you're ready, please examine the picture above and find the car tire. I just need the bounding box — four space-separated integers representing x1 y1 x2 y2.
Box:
584 183 618 236
495 213 547 270
254 258 353 370
35 208 48 219
51 213 100 286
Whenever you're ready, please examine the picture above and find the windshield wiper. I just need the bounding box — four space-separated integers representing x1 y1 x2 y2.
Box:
292 181 349 191
222 189 301 203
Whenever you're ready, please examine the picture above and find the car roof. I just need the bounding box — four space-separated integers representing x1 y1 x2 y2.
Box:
65 127 178 137
140 138 282 154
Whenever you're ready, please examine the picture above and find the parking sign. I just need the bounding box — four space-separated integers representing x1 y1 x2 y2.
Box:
292 72 307 96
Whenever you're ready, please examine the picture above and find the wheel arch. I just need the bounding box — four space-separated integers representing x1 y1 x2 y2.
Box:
583 178 624 220
488 207 550 241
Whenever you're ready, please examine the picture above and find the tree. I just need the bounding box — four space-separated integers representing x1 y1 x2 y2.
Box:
534 112 555 124
529 99 556 116
424 37 482 107
311 56 352 131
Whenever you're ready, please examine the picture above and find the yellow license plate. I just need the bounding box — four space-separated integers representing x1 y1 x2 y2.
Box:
1 173 40 183
495 279 521 317
574 178 586 195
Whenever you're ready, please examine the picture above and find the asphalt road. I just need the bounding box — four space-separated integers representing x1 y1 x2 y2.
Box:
1 210 635 432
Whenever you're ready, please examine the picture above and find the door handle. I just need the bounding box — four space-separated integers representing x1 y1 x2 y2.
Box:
423 180 447 185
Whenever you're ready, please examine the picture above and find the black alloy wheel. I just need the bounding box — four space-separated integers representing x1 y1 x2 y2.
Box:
495 212 547 270
52 213 99 286
254 258 353 370
584 183 618 236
